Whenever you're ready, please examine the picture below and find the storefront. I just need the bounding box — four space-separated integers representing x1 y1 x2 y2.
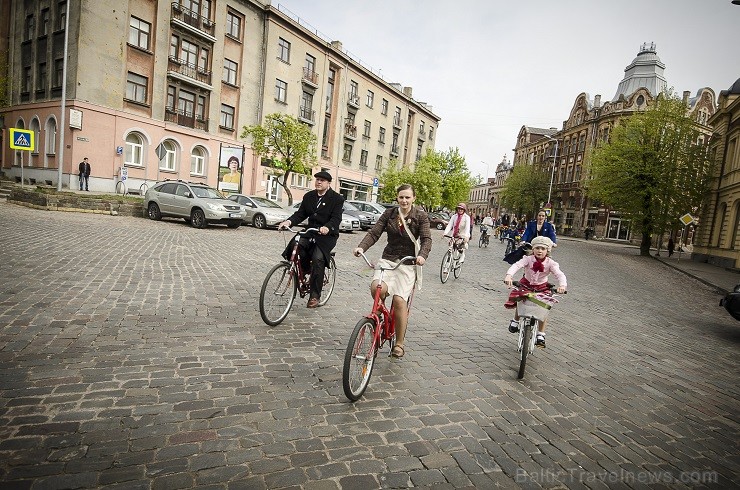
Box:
606 216 631 240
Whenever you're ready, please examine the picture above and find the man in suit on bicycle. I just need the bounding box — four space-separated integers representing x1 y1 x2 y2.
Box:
279 171 344 308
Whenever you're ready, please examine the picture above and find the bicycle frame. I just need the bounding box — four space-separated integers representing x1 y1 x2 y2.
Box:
283 227 320 298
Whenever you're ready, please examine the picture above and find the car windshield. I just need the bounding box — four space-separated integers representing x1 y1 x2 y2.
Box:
344 202 360 211
191 186 225 199
251 196 282 208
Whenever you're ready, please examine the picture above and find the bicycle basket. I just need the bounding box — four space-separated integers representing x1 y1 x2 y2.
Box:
516 293 558 321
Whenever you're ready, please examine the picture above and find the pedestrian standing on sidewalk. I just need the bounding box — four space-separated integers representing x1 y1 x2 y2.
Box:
667 237 675 257
78 157 91 191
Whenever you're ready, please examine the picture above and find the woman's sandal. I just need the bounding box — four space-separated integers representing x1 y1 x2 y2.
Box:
391 344 405 358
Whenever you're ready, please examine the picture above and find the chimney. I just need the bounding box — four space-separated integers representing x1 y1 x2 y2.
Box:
594 94 601 108
330 40 343 52
683 90 690 104
403 86 413 98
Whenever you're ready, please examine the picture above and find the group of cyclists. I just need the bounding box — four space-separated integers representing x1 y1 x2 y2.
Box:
279 173 567 357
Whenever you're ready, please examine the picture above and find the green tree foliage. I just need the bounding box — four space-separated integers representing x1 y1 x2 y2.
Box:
499 164 549 218
241 113 317 205
0 52 9 107
586 92 715 255
377 148 474 210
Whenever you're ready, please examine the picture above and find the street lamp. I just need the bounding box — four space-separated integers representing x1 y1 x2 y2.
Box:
542 135 559 206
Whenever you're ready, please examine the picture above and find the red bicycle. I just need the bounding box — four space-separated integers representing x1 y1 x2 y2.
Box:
342 252 417 402
258 227 336 326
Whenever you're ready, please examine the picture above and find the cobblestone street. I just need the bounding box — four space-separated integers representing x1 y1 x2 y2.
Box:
0 202 738 489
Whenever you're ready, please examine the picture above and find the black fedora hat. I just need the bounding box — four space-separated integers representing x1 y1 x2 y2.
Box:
314 171 332 182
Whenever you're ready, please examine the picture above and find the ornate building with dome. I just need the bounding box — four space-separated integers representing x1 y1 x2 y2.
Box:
511 43 717 241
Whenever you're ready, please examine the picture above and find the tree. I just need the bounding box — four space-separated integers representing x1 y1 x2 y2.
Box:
586 92 715 256
376 148 474 210
499 164 549 218
241 113 317 205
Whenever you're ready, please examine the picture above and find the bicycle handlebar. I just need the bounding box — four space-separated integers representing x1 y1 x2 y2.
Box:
357 252 417 270
281 226 320 235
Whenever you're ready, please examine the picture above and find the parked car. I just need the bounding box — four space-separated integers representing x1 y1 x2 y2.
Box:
347 200 387 222
342 201 376 230
144 180 246 228
428 212 449 230
378 202 399 209
227 194 291 229
289 202 360 232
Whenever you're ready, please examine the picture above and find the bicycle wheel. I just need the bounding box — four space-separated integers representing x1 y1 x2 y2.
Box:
259 262 297 326
317 257 337 306
440 250 452 283
478 235 484 248
115 180 127 195
518 321 532 379
453 248 462 279
343 317 378 401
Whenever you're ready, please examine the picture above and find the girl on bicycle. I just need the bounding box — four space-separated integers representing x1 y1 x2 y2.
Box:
353 184 432 358
503 236 567 348
443 203 471 263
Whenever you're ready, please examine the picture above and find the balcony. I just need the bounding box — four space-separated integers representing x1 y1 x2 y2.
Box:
168 57 212 86
165 107 208 131
298 107 316 125
418 129 427 141
344 124 357 140
393 116 402 129
347 92 360 109
302 67 318 88
171 2 215 39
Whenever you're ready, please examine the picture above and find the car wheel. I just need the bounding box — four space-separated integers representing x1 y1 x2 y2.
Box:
147 203 162 221
436 223 444 230
253 214 267 229
191 209 207 228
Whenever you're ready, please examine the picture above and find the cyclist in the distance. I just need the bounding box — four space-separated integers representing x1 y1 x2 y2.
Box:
503 236 567 348
443 203 471 263
353 184 432 359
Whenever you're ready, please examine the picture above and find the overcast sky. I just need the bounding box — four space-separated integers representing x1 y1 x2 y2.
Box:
274 0 739 180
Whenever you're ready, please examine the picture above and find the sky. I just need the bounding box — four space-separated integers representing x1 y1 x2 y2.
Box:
273 0 740 180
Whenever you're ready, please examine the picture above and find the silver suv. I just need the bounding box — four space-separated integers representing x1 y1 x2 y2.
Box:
144 180 246 228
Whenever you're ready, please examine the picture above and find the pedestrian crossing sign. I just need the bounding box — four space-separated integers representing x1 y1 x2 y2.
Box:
9 128 35 151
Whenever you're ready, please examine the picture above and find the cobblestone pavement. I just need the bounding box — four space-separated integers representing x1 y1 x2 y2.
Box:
0 202 738 489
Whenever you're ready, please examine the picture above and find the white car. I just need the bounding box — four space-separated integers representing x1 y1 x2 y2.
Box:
227 194 291 229
290 202 360 232
347 200 386 221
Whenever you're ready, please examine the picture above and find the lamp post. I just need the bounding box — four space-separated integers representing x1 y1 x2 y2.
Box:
542 135 559 206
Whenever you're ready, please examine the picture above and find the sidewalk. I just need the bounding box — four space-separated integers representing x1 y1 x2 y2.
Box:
560 235 739 294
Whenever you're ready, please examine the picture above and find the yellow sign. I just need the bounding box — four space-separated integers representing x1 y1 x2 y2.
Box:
9 128 35 151
679 213 695 226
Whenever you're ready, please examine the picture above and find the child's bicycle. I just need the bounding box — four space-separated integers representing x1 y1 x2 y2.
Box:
508 280 564 379
342 252 417 402
440 236 465 283
503 232 522 256
258 227 336 326
478 226 490 248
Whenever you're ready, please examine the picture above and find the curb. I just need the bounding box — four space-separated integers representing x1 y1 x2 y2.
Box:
652 255 728 295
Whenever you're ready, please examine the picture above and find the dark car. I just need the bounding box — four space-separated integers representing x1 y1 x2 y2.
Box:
428 212 449 230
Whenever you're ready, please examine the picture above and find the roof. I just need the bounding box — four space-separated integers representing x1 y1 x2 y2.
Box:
612 43 668 102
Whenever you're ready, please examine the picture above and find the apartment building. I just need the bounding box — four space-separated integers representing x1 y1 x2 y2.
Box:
511 43 716 240
0 0 440 205
693 78 740 269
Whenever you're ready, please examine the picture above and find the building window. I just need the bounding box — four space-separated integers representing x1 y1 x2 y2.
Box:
37 63 47 91
178 89 196 116
58 1 67 30
196 95 206 121
419 121 425 133
275 79 287 103
125 72 148 103
379 127 386 144
220 104 234 129
278 37 291 63
394 106 402 126
363 120 371 138
366 90 374 108
191 146 206 175
167 85 176 109
226 11 241 39
300 91 314 121
25 15 34 41
129 16 150 50
198 47 209 72
22 67 31 93
180 39 198 66
45 118 57 155
169 35 178 58
350 80 358 97
416 141 423 161
125 132 144 166
291 173 308 188
375 155 383 170
223 58 237 85
360 150 368 169
40 9 50 36
305 54 316 74
343 143 353 163
161 140 177 171
53 59 63 87
381 98 388 115
29 118 40 155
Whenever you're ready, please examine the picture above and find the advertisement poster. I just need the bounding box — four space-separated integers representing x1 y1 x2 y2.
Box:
218 145 244 195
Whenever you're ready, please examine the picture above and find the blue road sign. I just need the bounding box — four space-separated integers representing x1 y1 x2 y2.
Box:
10 129 35 151
373 177 379 187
